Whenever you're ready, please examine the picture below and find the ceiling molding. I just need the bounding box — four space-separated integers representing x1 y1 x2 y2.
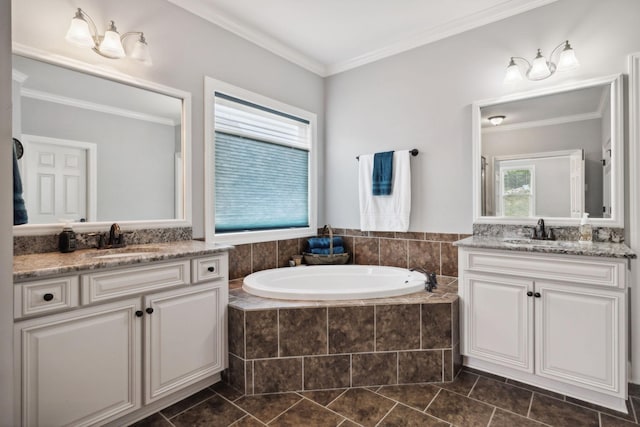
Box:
168 0 557 77
482 111 602 133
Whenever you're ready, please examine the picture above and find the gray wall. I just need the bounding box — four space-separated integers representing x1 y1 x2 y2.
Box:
12 0 325 238
325 0 640 233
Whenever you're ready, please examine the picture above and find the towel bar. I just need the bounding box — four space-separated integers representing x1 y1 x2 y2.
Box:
356 148 418 160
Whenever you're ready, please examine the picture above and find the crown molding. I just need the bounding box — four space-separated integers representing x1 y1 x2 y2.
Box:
483 111 601 133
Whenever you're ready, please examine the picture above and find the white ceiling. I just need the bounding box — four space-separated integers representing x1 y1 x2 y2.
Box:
167 0 558 77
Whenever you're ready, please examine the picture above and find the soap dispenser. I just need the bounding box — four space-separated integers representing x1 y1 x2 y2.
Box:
59 222 77 253
579 213 592 243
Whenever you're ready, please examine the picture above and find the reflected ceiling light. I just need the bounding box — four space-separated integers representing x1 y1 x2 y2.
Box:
65 8 152 66
504 40 578 84
488 115 506 126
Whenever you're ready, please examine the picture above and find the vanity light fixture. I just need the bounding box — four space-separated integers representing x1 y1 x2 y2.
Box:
65 8 152 66
488 115 506 126
503 40 579 84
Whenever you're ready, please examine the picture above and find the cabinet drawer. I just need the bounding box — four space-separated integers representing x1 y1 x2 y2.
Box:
192 254 228 283
462 249 625 289
14 276 80 318
81 261 190 304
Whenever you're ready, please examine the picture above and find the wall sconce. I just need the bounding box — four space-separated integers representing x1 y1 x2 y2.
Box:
488 115 506 126
65 8 152 66
504 40 579 84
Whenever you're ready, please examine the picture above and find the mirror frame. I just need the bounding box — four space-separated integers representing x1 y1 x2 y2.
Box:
472 74 624 227
12 43 192 236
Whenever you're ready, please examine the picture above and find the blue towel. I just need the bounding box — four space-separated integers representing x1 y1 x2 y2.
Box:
307 237 343 249
310 246 345 255
13 143 28 225
372 151 394 195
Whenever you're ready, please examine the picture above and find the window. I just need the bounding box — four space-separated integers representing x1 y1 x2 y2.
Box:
499 165 535 217
204 78 317 244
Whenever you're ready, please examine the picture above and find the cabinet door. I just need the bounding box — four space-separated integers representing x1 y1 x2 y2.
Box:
16 298 142 427
535 280 624 395
464 274 534 372
144 282 227 403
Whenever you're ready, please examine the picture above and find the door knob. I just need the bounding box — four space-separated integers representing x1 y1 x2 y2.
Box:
534 292 541 298
526 291 533 297
207 266 215 272
135 310 144 317
146 307 154 315
43 293 54 301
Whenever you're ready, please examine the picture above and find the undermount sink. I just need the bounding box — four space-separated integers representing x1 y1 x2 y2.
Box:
85 246 163 259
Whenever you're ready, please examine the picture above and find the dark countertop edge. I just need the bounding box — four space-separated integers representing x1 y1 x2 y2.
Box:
453 236 636 259
14 241 234 282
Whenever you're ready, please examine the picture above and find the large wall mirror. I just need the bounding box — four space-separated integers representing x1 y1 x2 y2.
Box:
12 48 191 235
472 74 623 227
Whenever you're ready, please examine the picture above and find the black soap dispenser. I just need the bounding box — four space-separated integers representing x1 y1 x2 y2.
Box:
59 223 77 253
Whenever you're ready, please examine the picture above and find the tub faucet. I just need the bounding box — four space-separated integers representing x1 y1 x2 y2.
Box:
108 223 125 247
410 268 438 292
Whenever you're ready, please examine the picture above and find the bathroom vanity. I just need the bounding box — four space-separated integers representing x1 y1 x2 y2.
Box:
12 241 230 427
456 236 635 412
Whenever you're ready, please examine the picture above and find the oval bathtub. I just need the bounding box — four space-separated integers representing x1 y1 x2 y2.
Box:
242 265 426 300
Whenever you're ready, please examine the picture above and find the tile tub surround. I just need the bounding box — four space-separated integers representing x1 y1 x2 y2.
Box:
225 277 461 395
228 229 470 280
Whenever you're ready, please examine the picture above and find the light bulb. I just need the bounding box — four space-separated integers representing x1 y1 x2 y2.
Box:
98 21 125 58
527 49 552 80
557 41 580 72
65 9 94 47
489 116 506 126
503 58 523 84
130 34 152 66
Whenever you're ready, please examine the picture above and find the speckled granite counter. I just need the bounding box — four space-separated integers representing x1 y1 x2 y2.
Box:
454 236 636 259
14 241 233 282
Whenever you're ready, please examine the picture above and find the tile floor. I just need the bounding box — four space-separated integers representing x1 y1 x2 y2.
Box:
133 368 640 427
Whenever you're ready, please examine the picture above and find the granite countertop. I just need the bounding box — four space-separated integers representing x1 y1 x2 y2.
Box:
14 240 233 282
454 236 636 259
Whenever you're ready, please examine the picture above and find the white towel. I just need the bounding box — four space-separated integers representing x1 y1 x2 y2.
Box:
359 150 411 231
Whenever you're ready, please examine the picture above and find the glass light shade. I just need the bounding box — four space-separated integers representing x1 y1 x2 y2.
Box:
65 15 94 47
98 22 125 58
503 59 523 84
489 115 505 126
130 35 152 66
528 51 552 80
557 45 580 72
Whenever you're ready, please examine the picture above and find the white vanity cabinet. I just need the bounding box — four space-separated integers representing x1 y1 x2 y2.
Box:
459 247 628 412
13 251 229 427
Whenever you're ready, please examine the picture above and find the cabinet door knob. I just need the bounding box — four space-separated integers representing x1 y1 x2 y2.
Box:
526 291 533 297
135 310 144 317
207 266 215 272
43 293 54 301
534 292 541 298
146 307 154 315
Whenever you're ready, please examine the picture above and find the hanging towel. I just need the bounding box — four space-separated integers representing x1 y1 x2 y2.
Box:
359 150 411 231
13 143 28 225
372 151 394 195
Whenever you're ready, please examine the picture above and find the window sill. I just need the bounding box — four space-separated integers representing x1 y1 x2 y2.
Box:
211 226 317 245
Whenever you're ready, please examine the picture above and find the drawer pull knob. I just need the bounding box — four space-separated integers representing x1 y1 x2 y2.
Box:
526 291 533 297
534 292 541 298
146 307 154 315
135 310 144 317
207 266 215 272
43 293 54 302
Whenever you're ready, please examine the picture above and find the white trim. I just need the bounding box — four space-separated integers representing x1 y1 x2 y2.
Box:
11 44 193 236
204 76 318 244
12 69 27 83
472 74 624 228
483 112 601 134
21 88 177 127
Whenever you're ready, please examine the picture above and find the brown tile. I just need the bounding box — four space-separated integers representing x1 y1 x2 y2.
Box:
329 306 374 354
440 242 458 277
504 378 565 400
171 394 247 426
396 232 425 240
246 361 253 395
341 236 355 261
253 358 302 394
452 298 459 346
489 409 547 427
227 354 247 394
338 420 360 427
344 229 368 236
246 310 278 359
354 237 380 265
529 393 599 427
438 370 479 395
426 388 494 427
376 304 420 351
160 387 216 418
462 367 507 383
633 397 640 420
459 233 473 239
421 302 452 349
235 393 302 424
231 415 266 426
379 239 408 268
425 233 459 242
328 388 396 427
469 376 532 416
630 383 640 398
352 352 397 387
252 241 277 272
269 398 344 427
378 403 448 427
565 396 636 423
601 413 639 427
398 350 442 383
376 383 440 411
443 349 453 382
300 389 347 406
278 239 300 268
371 231 395 238
130 413 172 427
279 307 327 356
453 343 463 378
304 355 351 389
230 244 252 280
408 240 440 275
211 381 244 401
229 307 245 358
